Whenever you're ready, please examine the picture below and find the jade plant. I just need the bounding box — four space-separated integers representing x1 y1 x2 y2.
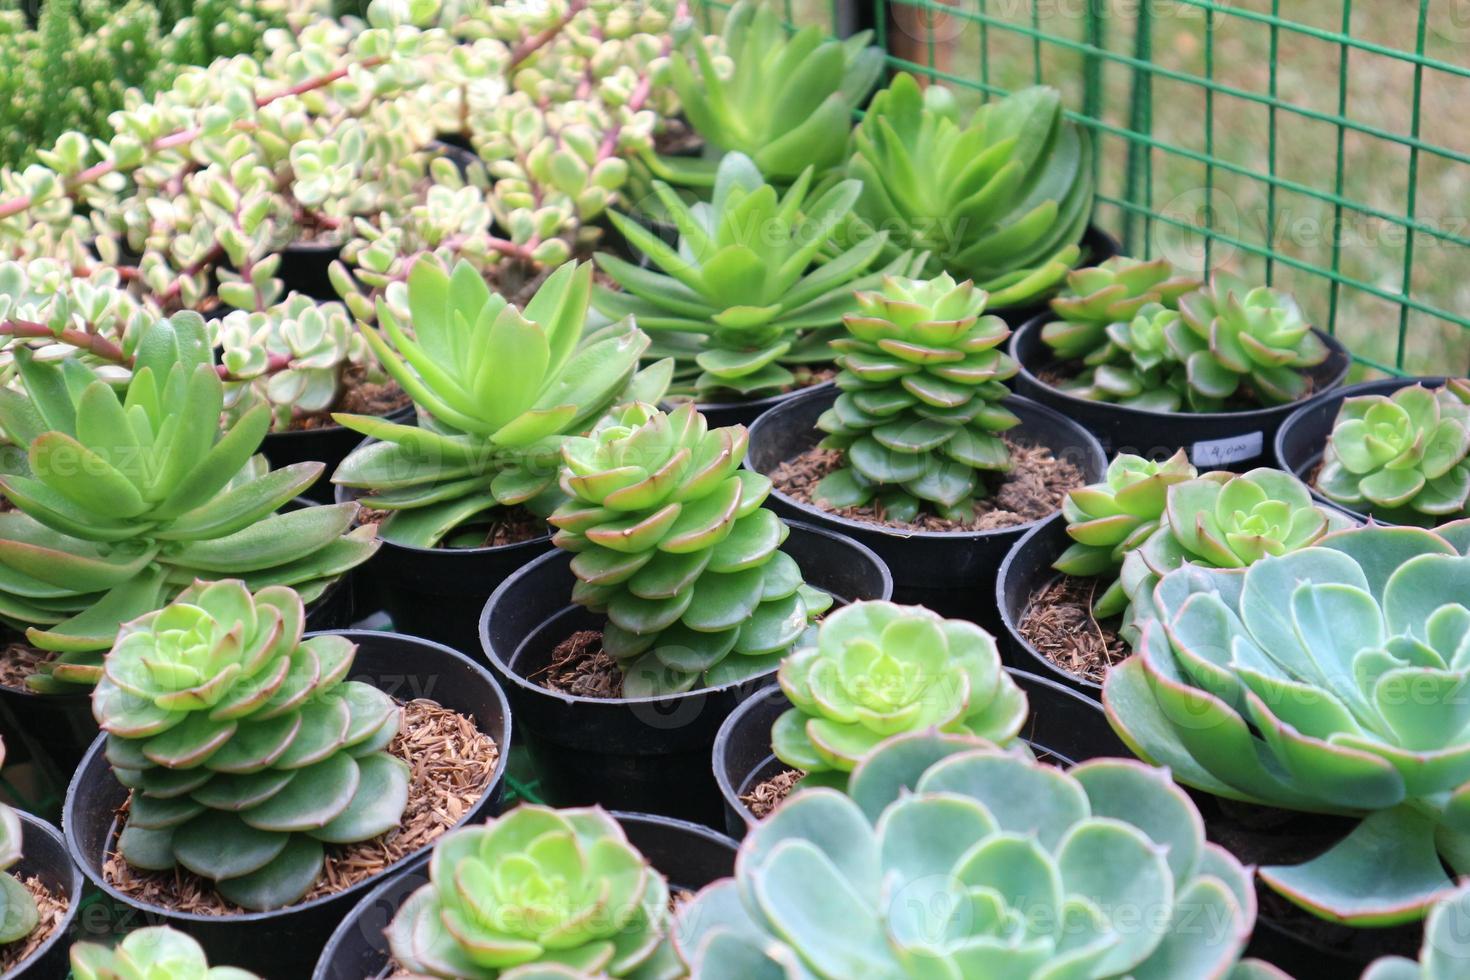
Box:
812 272 1020 521
0 738 36 948
333 258 663 548
1364 881 1470 978
551 402 830 696
94 580 407 911
772 602 1026 787
1316 382 1470 525
1104 519 1470 923
1041 256 1200 360
0 314 378 691
594 152 917 401
386 804 679 980
676 730 1271 978
70 925 260 979
844 72 1094 309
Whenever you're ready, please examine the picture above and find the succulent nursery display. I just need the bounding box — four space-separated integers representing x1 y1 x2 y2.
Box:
332 257 664 548
0 314 378 691
70 925 260 979
677 730 1269 978
1040 256 1200 360
843 72 1094 309
810 271 1023 521
94 579 407 910
1315 382 1470 524
1104 519 1470 923
0 738 37 948
386 804 678 980
771 601 1026 786
551 401 831 695
1363 881 1470 978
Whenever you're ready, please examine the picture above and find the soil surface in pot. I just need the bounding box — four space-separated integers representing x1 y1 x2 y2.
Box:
101 698 499 915
356 505 546 550
1036 360 1323 413
654 119 703 156
770 440 1083 532
0 874 68 973
535 630 624 699
0 640 56 692
287 367 410 432
742 769 802 820
1017 575 1128 684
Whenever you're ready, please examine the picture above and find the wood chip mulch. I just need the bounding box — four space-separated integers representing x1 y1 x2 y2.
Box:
533 630 624 699
102 698 499 915
0 642 55 692
1017 576 1128 683
769 439 1083 532
0 874 67 974
352 505 546 549
741 769 803 820
288 367 412 432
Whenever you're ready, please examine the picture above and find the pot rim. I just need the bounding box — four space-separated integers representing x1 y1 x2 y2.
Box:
4 810 85 979
995 511 1102 693
61 629 512 925
684 379 834 416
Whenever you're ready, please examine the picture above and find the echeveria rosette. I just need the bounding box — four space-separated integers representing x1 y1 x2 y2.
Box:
0 314 378 691
1054 451 1198 618
676 730 1272 979
772 602 1026 786
551 402 830 696
1103 520 1470 924
812 273 1021 522
1061 304 1194 411
1172 274 1329 409
1316 384 1470 525
333 258 660 549
70 925 260 979
1042 256 1201 360
845 73 1094 309
93 580 408 912
1364 881 1470 979
0 737 36 946
386 805 679 980
594 152 917 401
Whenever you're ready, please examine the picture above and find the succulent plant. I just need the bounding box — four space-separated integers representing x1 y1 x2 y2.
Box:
594 152 915 401
1059 304 1195 411
94 580 407 911
0 314 377 692
676 730 1271 979
811 272 1021 522
1363 881 1470 978
333 258 664 548
1316 383 1470 525
844 73 1094 309
1041 256 1200 360
551 402 830 696
0 257 159 377
664 0 881 184
70 924 260 979
386 804 679 980
1170 274 1329 409
0 738 37 947
772 602 1026 786
1104 519 1470 923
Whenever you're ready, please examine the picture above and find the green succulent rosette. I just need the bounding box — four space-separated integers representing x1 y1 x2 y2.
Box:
1042 256 1201 360
94 580 408 911
813 273 1021 522
1316 383 1470 525
1059 303 1193 411
1364 880 1470 978
386 805 679 980
70 925 260 979
0 314 378 692
772 602 1026 785
0 737 36 947
550 402 831 696
1105 519 1470 924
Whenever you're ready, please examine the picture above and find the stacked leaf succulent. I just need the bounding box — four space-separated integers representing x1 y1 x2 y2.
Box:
94 580 407 911
70 925 260 979
0 314 378 691
333 258 660 548
386 804 678 980
772 602 1026 786
1363 881 1470 978
1041 256 1200 360
551 402 830 696
1104 519 1470 923
844 72 1094 309
1316 382 1470 525
676 730 1270 979
1059 303 1197 411
0 738 37 948
812 272 1021 521
594 152 915 401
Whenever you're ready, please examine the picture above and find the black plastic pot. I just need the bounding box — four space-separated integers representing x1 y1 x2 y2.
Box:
428 136 481 177
479 521 892 828
1010 313 1352 470
275 241 342 302
263 405 414 504
0 811 84 979
712 667 1129 838
692 379 835 431
746 384 1106 629
993 224 1124 329
62 629 512 979
1275 376 1443 523
311 811 736 980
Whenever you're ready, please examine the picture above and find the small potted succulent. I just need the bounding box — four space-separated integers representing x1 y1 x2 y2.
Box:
746 269 1105 621
64 580 512 977
70 926 259 979
314 804 738 980
1012 261 1351 466
480 401 891 825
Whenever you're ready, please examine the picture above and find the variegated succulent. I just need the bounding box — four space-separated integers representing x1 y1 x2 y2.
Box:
70 925 260 979
1041 257 1200 360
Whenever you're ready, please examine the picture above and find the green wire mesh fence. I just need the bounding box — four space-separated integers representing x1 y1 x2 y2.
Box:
697 0 1470 378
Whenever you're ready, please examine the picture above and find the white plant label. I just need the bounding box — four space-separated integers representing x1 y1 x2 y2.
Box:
1191 431 1264 467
